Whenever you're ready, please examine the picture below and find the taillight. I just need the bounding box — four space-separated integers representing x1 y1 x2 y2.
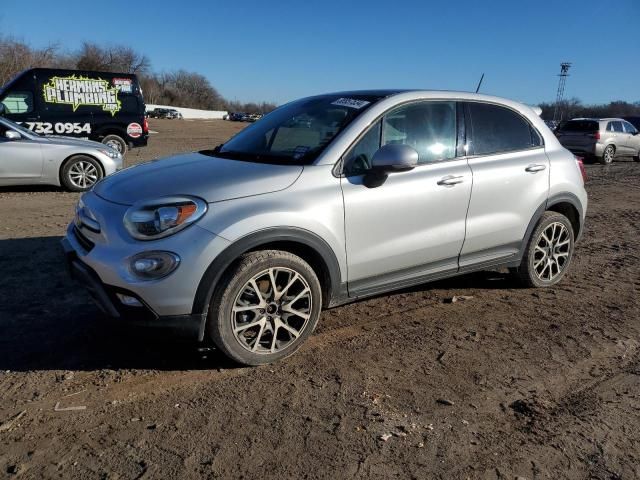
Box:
575 156 587 184
143 117 149 133
589 131 600 140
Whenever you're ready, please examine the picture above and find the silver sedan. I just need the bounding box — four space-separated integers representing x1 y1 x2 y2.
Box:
0 115 122 192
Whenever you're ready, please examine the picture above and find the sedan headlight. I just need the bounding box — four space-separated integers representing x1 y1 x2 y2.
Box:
124 196 208 240
97 148 121 159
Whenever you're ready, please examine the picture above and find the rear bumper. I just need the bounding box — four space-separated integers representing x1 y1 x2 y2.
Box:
61 237 202 338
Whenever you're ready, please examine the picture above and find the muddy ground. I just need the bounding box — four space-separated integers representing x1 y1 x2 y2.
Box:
0 119 639 479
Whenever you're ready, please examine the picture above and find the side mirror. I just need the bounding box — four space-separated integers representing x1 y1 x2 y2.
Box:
363 144 418 188
5 130 21 141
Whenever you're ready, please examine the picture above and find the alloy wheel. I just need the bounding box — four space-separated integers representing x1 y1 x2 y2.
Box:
105 139 123 153
603 146 614 164
68 161 99 189
232 267 313 354
532 221 571 282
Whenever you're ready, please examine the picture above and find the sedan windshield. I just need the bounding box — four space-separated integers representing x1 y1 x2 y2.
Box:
208 94 383 164
0 116 39 137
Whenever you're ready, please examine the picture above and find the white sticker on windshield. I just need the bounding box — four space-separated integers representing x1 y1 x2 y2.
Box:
331 98 370 109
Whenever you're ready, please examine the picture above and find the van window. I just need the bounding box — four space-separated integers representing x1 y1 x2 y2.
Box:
468 103 541 155
1 92 34 114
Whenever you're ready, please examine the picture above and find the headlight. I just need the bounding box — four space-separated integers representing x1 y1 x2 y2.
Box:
97 148 121 159
124 196 208 240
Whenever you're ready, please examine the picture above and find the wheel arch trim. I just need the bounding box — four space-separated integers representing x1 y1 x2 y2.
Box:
192 227 343 339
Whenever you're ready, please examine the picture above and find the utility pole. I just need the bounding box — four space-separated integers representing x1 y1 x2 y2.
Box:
553 62 571 123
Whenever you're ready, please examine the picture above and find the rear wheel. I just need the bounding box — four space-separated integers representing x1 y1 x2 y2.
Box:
61 155 103 192
208 250 322 366
102 134 127 154
601 145 615 164
512 211 575 288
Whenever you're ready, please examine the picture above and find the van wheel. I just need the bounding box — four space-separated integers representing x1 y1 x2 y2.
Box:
512 211 575 288
601 145 615 164
208 250 322 366
102 135 127 154
61 155 103 192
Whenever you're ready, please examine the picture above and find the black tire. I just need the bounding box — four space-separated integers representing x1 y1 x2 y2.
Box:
208 250 322 366
512 211 575 288
60 155 103 192
102 134 127 154
601 145 615 165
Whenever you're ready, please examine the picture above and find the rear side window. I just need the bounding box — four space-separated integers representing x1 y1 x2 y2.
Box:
468 103 541 156
1 91 34 114
610 121 623 133
559 120 599 133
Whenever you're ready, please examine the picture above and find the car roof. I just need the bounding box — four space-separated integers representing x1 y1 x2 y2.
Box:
571 117 625 122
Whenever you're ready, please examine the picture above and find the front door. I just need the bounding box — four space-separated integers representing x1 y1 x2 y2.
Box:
340 100 472 296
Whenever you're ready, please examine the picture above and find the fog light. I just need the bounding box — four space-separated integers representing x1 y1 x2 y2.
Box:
129 251 180 280
116 293 143 307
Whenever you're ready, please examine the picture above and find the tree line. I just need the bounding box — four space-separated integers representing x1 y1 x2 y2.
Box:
539 99 640 122
0 37 277 114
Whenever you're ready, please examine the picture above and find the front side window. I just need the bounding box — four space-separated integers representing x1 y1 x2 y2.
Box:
1 91 34 114
213 94 383 165
468 102 541 155
382 101 457 164
622 121 638 134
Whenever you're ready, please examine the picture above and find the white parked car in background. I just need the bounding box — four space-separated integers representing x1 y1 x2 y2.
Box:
0 112 122 192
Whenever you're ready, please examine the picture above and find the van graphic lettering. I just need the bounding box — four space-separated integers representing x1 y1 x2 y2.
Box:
43 76 121 115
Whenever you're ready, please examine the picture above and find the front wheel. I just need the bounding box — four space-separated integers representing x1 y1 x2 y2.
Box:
61 155 103 192
512 211 575 288
208 250 322 366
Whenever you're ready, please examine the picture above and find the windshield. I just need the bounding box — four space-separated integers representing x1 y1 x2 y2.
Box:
0 116 39 137
209 94 383 164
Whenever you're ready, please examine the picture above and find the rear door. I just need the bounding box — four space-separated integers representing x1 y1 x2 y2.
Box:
606 121 626 154
460 102 548 269
0 123 43 185
340 101 472 295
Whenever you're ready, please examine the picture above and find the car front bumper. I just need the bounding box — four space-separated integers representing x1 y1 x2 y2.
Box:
61 192 232 339
62 237 204 338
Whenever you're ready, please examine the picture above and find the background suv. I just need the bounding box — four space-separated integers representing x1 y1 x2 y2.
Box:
556 118 640 164
63 90 588 365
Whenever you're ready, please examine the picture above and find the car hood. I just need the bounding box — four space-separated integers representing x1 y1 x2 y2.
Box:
42 136 106 149
93 152 304 205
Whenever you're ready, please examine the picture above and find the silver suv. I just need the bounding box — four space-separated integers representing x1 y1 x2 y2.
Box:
556 118 640 164
63 91 588 365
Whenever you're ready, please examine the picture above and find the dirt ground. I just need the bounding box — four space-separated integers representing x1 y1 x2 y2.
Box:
0 119 639 479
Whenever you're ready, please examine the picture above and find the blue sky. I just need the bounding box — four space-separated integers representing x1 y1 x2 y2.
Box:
1 0 638 105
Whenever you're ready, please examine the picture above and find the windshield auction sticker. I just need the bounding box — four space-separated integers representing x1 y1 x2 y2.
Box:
331 98 370 109
43 76 121 115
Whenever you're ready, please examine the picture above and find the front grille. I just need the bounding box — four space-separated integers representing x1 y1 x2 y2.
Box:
73 226 95 252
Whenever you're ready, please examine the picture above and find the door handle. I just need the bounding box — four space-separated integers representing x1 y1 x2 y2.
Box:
525 164 547 173
437 175 464 186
